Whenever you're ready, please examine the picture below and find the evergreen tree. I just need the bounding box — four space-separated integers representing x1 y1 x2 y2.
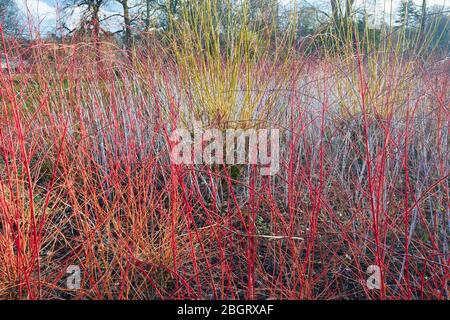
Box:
396 0 419 28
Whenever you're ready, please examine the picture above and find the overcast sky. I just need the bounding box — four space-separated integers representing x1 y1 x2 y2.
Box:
13 0 449 35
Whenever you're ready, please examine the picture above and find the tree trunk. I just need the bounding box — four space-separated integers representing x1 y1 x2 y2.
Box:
121 0 131 50
92 4 100 38
92 3 102 72
419 0 427 44
145 0 151 32
118 0 133 62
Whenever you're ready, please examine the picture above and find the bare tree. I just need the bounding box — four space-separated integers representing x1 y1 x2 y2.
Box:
115 0 132 50
137 0 172 32
63 0 108 36
62 0 112 72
